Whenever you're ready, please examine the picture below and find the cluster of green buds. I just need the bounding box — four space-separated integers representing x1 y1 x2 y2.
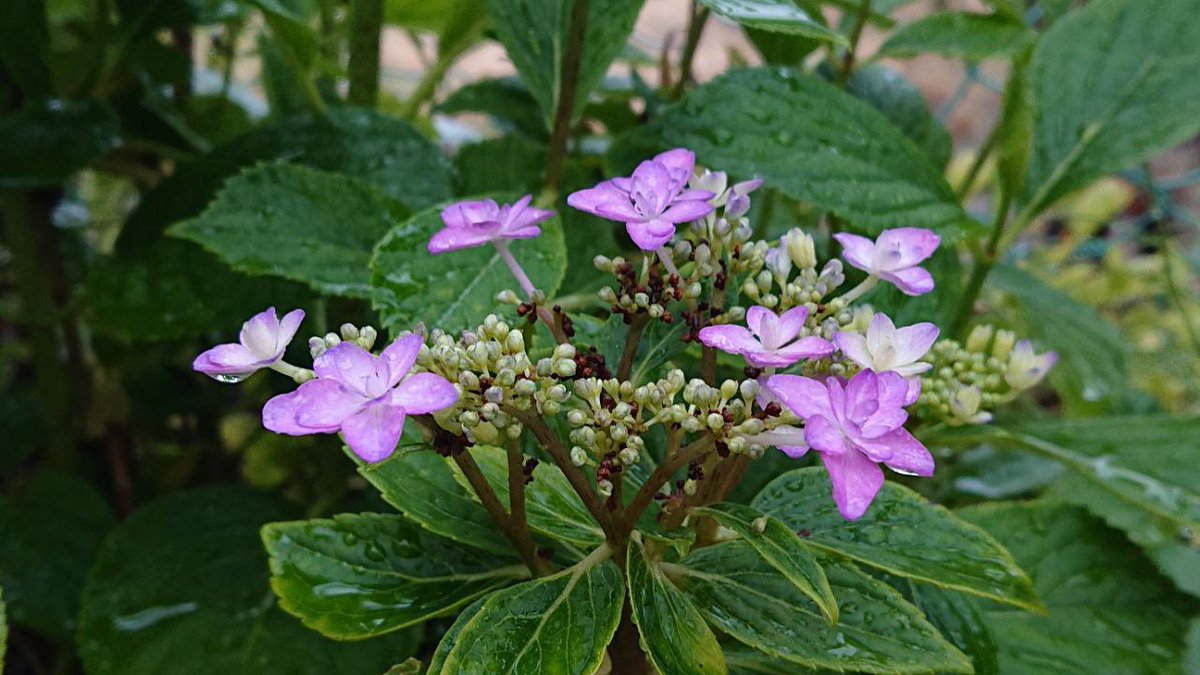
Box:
417 314 575 445
742 228 847 311
916 324 1057 425
308 323 379 359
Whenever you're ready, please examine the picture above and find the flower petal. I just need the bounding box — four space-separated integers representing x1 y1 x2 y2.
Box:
879 429 935 477
441 199 499 229
833 332 873 370
654 148 696 183
777 336 834 362
805 415 848 456
765 375 834 420
341 404 406 463
567 182 638 221
626 219 676 251
660 198 715 224
276 309 306 352
314 343 382 396
391 372 458 414
880 267 935 296
821 449 885 520
240 307 283 359
193 343 269 377
262 390 313 435
892 322 939 363
697 324 761 356
745 306 772 340
428 222 499 254
381 334 423 388
832 233 876 274
874 228 940 270
293 379 369 429
776 306 810 344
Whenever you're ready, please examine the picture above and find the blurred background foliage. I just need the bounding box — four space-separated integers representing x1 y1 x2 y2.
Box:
0 0 1198 673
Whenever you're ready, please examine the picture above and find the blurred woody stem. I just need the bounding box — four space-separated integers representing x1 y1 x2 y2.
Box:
544 0 591 195
620 435 715 537
837 0 874 86
670 2 711 99
617 313 652 380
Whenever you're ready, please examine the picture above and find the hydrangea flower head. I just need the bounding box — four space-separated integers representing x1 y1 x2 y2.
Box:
567 148 715 251
1005 340 1057 390
193 307 304 382
698 305 834 368
428 195 553 254
263 335 457 463
834 228 941 296
834 313 939 377
767 370 934 520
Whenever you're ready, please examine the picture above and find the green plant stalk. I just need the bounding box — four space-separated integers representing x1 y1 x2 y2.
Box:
836 0 874 86
347 0 384 107
399 23 483 121
955 128 999 200
620 436 714 537
951 184 1013 337
670 3 711 99
543 0 591 195
504 436 551 576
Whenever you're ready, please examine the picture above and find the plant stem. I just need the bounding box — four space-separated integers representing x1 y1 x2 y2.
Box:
616 313 651 380
951 184 1012 337
837 0 874 86
608 600 652 673
505 406 617 537
495 241 537 298
453 449 550 576
543 0 590 195
955 128 999 200
347 0 384 107
505 437 551 576
621 436 714 535
670 2 710 99
399 20 484 120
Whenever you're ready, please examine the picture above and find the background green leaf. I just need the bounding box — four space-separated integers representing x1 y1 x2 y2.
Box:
370 198 567 336
0 100 119 188
662 68 971 237
844 64 953 169
879 12 1033 60
171 163 407 298
263 512 526 639
752 467 1041 610
76 487 417 675
698 0 845 43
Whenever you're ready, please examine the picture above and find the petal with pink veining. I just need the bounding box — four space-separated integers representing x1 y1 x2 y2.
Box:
874 228 940 270
626 219 676 251
380 334 422 387
314 343 383 396
653 148 696 183
892 322 939 363
833 332 873 370
877 428 935 477
567 182 639 221
193 343 268 377
697 325 761 356
776 306 810 344
428 222 501 253
441 199 499 229
276 309 306 351
240 307 282 358
805 415 848 456
659 198 714 224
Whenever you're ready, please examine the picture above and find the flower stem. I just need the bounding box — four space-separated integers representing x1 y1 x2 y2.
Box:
617 313 651 381
494 241 537 298
620 435 714 536
655 246 680 278
837 0 874 86
453 447 552 576
269 360 315 382
837 274 879 306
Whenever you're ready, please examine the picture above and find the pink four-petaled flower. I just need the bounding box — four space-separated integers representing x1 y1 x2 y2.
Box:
767 370 934 520
834 313 939 377
193 307 304 381
427 195 553 254
834 228 941 296
698 306 834 369
263 335 457 463
567 148 715 251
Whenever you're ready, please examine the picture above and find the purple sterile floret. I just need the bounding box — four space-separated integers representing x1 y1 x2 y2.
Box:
834 228 941 296
567 148 714 251
427 195 554 254
193 307 304 381
262 334 457 463
834 313 939 378
766 370 934 520
698 305 834 369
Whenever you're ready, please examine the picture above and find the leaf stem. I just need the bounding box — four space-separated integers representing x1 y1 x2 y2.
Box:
543 0 591 195
453 448 551 576
399 22 483 120
951 183 1012 337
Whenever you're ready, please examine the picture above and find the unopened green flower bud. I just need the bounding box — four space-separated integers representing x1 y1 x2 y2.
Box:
966 324 994 352
496 289 520 304
618 446 639 465
324 332 341 347
597 479 614 497
707 412 725 430
683 479 698 496
992 329 1016 361
339 323 359 341
567 409 588 426
720 380 738 400
571 446 588 466
682 417 703 433
459 410 480 428
784 228 817 269
553 344 577 360
554 359 577 378
514 379 538 396
358 326 378 350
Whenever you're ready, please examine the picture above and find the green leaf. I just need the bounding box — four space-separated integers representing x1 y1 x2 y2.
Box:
437 548 624 674
960 501 1192 675
454 136 547 195
0 100 119 187
437 77 548 140
945 416 1200 598
995 46 1034 199
899 582 999 675
693 502 838 624
627 535 726 675
0 471 115 638
451 446 604 557
751 467 1041 611
990 264 1129 413
486 0 644 127
170 163 407 298
370 197 567 335
427 598 485 674
77 487 416 675
85 239 312 341
698 0 845 43
118 108 453 252
357 448 514 555
662 68 971 238
879 12 1033 60
1020 0 1200 219
263 512 527 639
670 541 972 674
0 0 52 97
0 586 6 670
844 64 953 169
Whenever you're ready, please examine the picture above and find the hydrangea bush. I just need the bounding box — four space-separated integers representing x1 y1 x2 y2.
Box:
3 0 1199 674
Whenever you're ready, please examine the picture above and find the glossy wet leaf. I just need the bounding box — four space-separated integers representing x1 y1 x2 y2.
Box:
357 448 513 555
171 164 407 298
898 581 999 675
626 535 727 675
697 0 845 43
118 108 452 252
844 64 953 169
452 446 604 557
694 502 837 624
1020 0 1200 218
370 197 567 335
487 0 644 127
437 551 624 674
662 68 971 238
671 541 972 673
77 487 416 675
427 598 485 674
0 100 119 187
0 471 114 638
879 12 1033 60
961 502 1192 675
751 467 1041 610
990 264 1130 414
263 512 527 639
